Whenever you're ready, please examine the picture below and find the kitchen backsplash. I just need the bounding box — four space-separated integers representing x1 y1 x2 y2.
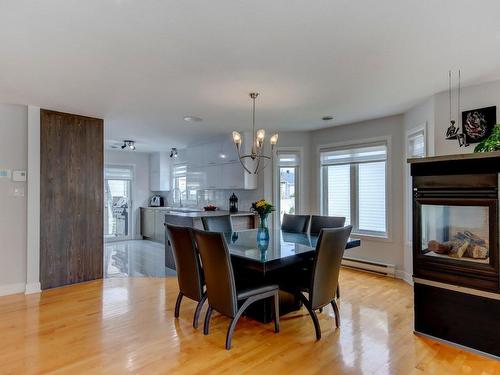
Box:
150 189 261 211
197 189 260 211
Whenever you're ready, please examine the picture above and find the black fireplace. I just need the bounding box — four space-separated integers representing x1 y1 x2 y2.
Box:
409 152 500 358
413 173 499 292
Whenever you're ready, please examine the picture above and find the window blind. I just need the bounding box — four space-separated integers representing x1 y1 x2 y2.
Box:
320 142 388 237
278 153 300 167
104 166 133 180
408 131 425 158
320 144 386 166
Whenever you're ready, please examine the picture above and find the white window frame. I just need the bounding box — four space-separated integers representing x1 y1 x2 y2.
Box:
317 136 392 241
273 147 304 230
405 123 427 246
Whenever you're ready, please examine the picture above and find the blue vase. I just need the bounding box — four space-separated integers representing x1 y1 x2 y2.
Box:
257 214 270 241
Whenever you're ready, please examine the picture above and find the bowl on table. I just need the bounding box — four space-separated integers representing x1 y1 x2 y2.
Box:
203 205 218 211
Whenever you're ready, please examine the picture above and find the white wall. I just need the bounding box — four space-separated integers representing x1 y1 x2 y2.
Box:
434 79 500 155
0 103 28 296
105 150 151 240
309 115 405 272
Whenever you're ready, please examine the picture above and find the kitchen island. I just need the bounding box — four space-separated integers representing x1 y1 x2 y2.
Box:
140 207 257 243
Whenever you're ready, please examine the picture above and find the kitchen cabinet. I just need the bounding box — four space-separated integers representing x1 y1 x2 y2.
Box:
172 132 257 191
205 164 221 189
150 152 171 191
141 208 166 243
154 210 166 243
141 208 155 239
221 162 244 189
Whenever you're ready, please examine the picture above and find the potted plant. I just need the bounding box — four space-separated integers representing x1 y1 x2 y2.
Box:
474 124 500 152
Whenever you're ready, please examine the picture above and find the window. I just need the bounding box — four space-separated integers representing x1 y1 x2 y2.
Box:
320 142 388 237
277 152 299 221
172 165 187 204
274 151 301 227
406 127 426 243
407 130 425 158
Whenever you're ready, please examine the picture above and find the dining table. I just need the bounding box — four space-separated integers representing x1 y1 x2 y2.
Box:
223 228 361 323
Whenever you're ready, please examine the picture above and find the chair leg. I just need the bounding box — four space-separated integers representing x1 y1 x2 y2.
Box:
174 292 183 318
193 293 207 329
336 284 340 299
226 299 251 350
273 292 280 333
296 293 321 340
225 292 278 350
203 305 213 335
331 300 341 328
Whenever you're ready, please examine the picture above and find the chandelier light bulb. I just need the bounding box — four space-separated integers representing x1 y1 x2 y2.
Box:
256 129 265 140
232 131 242 145
270 133 279 145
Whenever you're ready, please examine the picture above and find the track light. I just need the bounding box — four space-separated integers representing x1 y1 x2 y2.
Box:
122 140 136 150
170 147 178 158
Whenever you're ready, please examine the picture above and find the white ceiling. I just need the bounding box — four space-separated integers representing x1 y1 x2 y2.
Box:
2 0 500 151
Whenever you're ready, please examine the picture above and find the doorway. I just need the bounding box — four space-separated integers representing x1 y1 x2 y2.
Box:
104 165 133 241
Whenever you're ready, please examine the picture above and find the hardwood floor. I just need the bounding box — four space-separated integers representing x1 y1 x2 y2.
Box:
0 269 498 374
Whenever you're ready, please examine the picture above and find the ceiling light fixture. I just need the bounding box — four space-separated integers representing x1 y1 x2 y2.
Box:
170 147 178 158
121 140 136 150
232 92 278 175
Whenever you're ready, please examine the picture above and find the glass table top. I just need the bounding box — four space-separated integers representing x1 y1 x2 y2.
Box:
224 228 359 264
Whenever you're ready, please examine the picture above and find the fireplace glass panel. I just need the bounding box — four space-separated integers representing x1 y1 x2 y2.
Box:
421 204 489 264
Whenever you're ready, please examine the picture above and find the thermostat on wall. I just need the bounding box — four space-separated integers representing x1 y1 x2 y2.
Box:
12 170 27 182
0 169 11 178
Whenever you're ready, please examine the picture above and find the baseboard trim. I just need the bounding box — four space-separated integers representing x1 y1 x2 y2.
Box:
0 283 26 297
395 270 413 285
25 282 41 294
414 331 500 361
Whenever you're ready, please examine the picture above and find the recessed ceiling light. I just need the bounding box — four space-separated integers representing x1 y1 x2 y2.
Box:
322 116 334 121
183 116 203 122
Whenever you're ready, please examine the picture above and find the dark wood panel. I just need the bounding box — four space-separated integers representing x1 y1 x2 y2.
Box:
40 109 103 289
414 283 500 357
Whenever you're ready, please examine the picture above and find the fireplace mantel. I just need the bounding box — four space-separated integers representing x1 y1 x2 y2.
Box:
407 150 500 164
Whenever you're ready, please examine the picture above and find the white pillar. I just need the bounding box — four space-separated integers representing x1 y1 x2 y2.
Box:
25 106 41 294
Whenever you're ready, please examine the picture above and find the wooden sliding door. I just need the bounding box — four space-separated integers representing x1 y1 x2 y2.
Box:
40 109 103 289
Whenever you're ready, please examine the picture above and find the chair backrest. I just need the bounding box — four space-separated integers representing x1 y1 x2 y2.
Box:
166 224 204 302
309 226 353 309
201 215 232 233
281 213 311 233
309 215 346 235
164 215 197 270
193 229 238 318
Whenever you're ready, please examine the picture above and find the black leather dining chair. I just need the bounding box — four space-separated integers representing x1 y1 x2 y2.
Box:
193 229 280 350
164 215 197 270
281 213 310 233
201 215 232 233
166 224 207 329
309 215 346 235
308 215 346 299
284 225 352 340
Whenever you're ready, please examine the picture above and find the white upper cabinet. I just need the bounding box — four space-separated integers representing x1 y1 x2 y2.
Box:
150 152 171 191
173 134 257 190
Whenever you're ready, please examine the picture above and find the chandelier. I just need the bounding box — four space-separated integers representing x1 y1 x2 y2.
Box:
232 93 278 174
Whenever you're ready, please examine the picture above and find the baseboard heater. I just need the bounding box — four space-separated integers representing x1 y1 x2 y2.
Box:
341 257 396 277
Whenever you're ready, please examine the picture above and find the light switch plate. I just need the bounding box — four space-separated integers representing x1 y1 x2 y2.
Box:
12 170 27 182
0 169 11 178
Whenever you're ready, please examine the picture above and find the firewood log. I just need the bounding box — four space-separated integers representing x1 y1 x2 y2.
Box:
427 240 452 254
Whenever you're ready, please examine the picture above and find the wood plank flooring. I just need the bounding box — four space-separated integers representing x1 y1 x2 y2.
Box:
0 269 498 374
